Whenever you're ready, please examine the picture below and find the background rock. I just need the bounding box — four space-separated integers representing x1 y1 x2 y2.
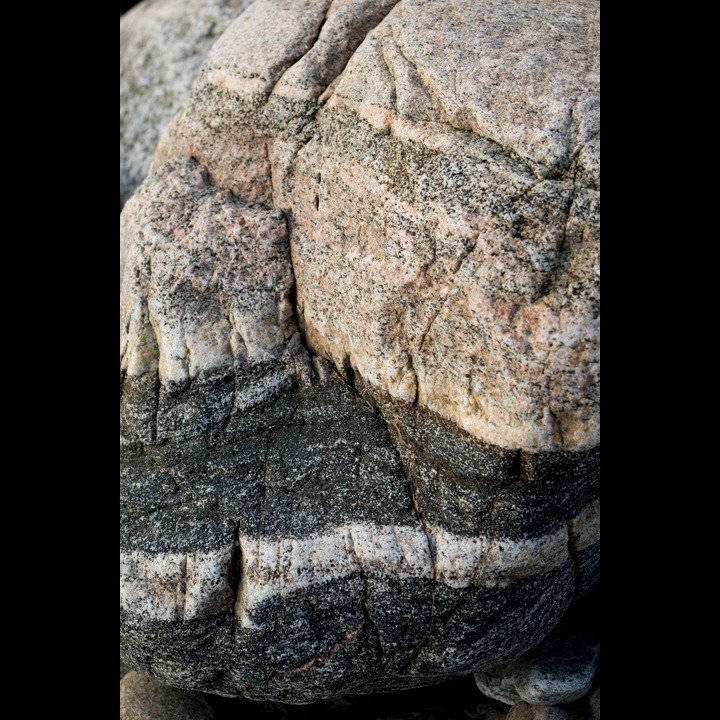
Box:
120 0 254 209
120 671 218 720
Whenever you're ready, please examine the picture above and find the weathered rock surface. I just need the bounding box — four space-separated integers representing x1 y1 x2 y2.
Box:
473 598 600 705
120 0 600 704
120 0 254 209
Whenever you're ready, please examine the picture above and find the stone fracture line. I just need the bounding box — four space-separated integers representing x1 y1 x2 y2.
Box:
120 500 599 625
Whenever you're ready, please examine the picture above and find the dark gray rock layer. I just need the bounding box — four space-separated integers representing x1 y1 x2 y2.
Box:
121 359 599 702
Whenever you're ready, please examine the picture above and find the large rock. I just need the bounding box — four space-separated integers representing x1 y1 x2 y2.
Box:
120 0 600 704
120 0 255 209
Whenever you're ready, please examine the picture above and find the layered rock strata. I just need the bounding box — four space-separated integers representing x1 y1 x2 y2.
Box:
120 0 600 703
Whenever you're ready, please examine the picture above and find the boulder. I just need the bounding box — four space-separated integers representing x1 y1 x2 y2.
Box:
120 0 600 703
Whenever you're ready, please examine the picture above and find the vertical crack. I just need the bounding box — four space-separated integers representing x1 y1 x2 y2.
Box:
180 554 188 622
347 528 384 669
264 0 334 99
350 385 438 670
561 154 580 256
415 232 479 355
152 372 161 444
282 208 312 355
380 45 398 113
362 595 383 665
403 450 437 664
220 376 237 435
234 522 245 628
565 517 579 602
215 522 243 691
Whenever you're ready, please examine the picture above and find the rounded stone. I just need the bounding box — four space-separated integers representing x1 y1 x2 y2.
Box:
120 0 253 209
473 623 599 706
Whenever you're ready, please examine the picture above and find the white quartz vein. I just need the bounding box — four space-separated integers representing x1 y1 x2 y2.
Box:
120 500 599 625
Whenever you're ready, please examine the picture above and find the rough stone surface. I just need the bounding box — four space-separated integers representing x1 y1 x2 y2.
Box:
120 0 600 704
120 671 217 719
473 597 600 706
148 0 600 453
506 703 569 720
120 0 254 209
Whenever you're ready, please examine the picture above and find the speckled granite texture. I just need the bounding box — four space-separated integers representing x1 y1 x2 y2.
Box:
120 0 600 704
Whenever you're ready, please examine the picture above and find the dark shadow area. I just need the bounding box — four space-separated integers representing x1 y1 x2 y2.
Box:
120 0 142 15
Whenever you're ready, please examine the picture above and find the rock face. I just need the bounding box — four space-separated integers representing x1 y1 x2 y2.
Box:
120 0 600 704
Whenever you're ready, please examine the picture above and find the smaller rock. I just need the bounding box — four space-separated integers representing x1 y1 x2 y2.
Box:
506 702 570 720
474 622 599 706
464 701 511 720
120 671 217 720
